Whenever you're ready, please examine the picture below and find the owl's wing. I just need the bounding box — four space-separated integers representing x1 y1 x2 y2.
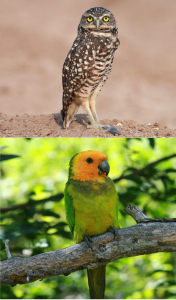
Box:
62 34 94 117
111 28 120 51
64 182 75 236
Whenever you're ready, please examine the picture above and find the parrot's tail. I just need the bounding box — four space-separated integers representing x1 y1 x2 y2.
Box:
87 266 106 299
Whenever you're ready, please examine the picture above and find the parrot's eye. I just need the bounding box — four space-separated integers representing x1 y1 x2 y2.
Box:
86 158 94 164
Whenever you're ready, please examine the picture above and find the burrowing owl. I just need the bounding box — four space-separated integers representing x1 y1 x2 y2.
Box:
61 7 120 132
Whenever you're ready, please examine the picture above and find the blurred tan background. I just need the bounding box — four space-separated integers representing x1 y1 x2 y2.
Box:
0 0 176 128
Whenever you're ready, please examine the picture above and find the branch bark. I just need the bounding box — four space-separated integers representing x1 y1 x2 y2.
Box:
1 206 176 287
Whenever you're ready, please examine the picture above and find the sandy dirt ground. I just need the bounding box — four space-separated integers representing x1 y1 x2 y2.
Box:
0 0 176 136
0 113 175 138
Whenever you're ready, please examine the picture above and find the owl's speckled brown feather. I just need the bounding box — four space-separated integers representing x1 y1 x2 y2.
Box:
61 7 120 130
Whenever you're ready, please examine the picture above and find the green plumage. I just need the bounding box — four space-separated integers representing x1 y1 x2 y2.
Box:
87 266 106 299
64 151 119 298
65 178 119 242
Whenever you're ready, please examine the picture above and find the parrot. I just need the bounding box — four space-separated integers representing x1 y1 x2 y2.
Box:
64 150 119 299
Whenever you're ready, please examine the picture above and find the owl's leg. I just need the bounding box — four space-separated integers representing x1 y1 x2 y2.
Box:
63 102 79 128
89 96 101 126
89 88 121 135
88 81 104 127
81 101 100 129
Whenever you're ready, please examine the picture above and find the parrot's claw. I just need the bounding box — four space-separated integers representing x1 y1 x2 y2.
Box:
108 226 117 238
84 236 93 250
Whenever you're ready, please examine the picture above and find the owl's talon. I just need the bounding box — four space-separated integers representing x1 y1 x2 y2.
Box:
86 124 100 129
86 125 92 129
100 125 121 135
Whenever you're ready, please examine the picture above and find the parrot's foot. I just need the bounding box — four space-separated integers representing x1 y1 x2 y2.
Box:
108 226 117 238
84 236 94 250
100 125 121 135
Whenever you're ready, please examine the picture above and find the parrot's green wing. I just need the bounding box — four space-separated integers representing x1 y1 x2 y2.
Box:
64 182 75 236
116 193 120 229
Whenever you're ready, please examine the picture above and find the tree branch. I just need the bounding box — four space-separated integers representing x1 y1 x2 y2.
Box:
5 241 12 259
125 205 176 223
1 206 176 287
0 193 64 213
114 153 176 183
1 153 176 214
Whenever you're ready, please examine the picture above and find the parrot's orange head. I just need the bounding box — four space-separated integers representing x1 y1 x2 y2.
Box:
69 150 110 182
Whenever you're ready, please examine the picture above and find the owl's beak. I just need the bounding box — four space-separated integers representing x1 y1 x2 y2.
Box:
96 19 100 29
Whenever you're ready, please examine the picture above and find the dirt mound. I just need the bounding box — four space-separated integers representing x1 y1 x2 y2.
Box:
0 113 175 138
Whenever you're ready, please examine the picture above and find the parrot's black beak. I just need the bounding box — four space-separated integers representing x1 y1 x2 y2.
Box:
98 161 110 176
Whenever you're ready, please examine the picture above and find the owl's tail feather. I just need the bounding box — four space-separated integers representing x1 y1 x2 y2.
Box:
87 266 106 299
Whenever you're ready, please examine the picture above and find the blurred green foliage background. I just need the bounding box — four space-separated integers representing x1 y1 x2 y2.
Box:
0 137 176 299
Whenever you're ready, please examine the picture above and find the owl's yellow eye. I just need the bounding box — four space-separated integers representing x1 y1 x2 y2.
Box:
87 16 93 22
103 16 109 22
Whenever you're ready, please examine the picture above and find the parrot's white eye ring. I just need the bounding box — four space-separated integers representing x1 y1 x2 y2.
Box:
86 158 94 164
